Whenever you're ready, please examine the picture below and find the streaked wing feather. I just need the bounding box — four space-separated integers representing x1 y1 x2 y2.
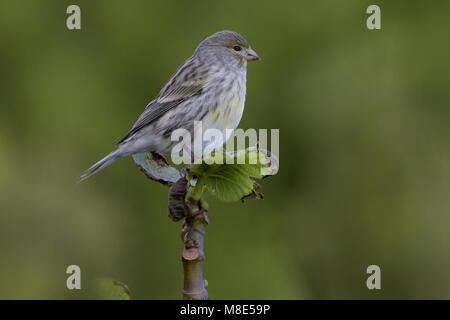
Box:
117 62 206 144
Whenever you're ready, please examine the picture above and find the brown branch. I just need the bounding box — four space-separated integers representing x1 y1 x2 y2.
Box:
169 177 209 300
181 207 209 300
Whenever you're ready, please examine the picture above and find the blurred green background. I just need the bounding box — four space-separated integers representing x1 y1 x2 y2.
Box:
1 0 450 299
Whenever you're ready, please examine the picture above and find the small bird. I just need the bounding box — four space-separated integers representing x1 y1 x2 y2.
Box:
80 30 259 181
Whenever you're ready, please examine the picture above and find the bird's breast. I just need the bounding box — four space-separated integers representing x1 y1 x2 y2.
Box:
205 71 246 131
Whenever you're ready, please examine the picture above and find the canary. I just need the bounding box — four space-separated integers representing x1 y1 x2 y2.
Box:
81 30 259 181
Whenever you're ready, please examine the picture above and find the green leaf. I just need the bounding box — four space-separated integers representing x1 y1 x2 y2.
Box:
94 278 131 300
189 146 278 202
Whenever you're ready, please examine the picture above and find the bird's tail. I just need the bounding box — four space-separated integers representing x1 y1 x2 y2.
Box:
80 149 124 181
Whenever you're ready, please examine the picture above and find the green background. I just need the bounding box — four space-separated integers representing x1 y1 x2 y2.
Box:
1 0 449 299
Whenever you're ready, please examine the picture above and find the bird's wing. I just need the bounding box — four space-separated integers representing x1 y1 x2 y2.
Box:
117 59 207 144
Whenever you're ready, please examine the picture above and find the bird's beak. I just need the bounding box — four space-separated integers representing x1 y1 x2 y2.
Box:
246 48 260 61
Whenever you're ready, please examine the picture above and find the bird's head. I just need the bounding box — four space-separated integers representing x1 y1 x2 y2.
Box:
196 30 259 69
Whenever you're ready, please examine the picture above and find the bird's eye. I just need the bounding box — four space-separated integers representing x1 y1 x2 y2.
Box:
233 45 241 52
